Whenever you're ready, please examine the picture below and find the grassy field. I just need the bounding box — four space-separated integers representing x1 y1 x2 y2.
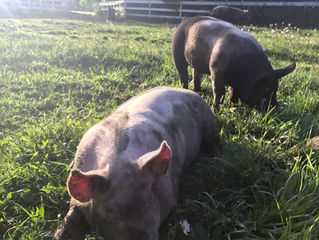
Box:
0 17 319 240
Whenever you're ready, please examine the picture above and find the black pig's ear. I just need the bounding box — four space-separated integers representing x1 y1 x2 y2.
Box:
138 141 172 177
67 169 111 202
274 63 296 79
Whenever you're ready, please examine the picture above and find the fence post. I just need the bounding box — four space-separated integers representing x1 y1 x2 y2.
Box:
179 2 182 19
148 0 151 18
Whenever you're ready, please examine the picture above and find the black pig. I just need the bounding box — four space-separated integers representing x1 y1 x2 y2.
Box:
211 6 251 25
172 16 296 110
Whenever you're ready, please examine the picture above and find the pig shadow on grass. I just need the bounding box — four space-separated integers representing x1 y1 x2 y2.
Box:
159 141 289 239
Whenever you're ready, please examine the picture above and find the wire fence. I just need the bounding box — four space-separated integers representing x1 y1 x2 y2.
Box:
120 0 319 20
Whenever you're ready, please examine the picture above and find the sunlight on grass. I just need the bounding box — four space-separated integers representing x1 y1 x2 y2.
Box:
0 18 319 239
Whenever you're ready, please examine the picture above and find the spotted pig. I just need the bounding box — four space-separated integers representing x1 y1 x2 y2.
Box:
54 87 220 240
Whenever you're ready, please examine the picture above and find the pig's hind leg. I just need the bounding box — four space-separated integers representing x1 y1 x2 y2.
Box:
172 31 189 89
173 56 189 89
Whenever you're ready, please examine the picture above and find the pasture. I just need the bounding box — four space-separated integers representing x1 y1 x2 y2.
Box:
0 18 319 239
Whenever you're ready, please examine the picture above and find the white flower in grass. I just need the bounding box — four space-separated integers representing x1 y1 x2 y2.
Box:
179 219 190 236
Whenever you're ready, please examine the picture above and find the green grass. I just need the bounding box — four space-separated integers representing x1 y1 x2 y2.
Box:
0 18 318 240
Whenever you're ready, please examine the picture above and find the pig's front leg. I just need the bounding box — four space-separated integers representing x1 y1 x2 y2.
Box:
53 206 90 240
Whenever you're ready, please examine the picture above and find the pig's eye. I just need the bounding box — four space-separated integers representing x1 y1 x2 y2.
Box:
264 86 271 93
263 87 272 97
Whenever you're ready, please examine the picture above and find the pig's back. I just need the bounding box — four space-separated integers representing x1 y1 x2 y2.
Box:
117 87 215 166
183 17 234 72
74 87 217 174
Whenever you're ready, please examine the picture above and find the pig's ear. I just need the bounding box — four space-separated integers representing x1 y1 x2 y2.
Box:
138 141 172 177
67 169 110 202
274 63 296 79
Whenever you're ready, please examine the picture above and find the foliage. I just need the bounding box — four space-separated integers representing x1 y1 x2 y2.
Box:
68 0 100 10
0 18 319 240
79 0 100 10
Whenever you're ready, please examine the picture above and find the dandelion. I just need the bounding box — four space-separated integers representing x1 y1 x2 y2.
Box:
179 219 191 236
317 53 319 56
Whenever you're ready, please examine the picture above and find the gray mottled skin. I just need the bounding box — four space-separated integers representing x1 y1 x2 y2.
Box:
172 16 296 110
54 87 220 240
211 6 251 25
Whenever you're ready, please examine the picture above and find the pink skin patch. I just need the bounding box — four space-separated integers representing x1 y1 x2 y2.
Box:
159 143 171 161
68 172 95 202
149 141 172 176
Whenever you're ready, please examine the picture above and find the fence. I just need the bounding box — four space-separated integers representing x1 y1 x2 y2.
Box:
0 0 69 12
100 0 124 12
122 1 319 20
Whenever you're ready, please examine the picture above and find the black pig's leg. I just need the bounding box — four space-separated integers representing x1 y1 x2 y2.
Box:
212 73 225 111
178 65 189 89
193 69 202 92
230 87 239 104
